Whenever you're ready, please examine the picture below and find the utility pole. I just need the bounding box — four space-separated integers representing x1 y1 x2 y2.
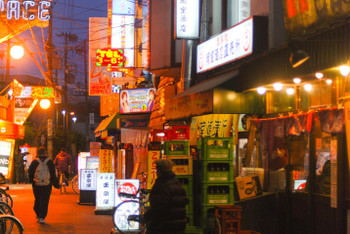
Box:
47 2 54 159
83 39 89 141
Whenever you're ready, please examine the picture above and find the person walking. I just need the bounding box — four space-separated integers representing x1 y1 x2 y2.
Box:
54 148 72 185
144 159 189 234
14 147 25 184
28 147 59 224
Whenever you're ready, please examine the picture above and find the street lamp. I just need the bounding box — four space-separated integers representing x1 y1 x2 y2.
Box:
10 45 24 59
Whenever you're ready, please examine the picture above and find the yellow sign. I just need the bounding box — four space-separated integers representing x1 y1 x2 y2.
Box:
147 150 160 189
99 149 113 173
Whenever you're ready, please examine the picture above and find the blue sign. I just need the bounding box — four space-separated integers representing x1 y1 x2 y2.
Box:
112 0 135 15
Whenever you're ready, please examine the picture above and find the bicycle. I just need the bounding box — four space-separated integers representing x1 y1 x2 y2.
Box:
71 174 79 194
0 174 12 208
113 188 150 234
58 171 67 194
0 215 24 234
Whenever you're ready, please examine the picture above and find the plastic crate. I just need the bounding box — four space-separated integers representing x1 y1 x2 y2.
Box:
165 141 190 156
202 137 233 160
185 195 193 214
202 183 234 205
202 162 234 183
177 175 193 196
171 126 190 140
200 205 217 229
185 225 203 234
167 156 193 175
214 205 242 220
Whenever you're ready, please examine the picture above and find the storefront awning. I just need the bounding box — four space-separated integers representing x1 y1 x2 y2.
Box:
174 69 239 98
94 112 119 135
94 112 150 137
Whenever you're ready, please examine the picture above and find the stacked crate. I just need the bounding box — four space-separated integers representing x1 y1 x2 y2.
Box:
163 127 194 227
200 137 235 231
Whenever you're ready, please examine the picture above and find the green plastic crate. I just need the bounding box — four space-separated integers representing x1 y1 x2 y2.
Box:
185 225 203 234
202 162 234 183
201 183 234 205
177 175 193 196
186 195 193 215
202 137 233 160
165 140 190 155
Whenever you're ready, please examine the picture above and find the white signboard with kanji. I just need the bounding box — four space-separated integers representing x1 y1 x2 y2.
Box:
96 173 115 210
80 169 97 191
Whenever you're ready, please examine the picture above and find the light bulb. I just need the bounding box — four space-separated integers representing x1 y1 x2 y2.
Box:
340 65 350 77
257 87 266 95
273 82 283 91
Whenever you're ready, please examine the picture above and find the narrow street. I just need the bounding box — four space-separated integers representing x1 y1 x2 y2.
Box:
6 184 115 233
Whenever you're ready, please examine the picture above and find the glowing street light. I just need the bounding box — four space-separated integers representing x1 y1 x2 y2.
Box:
40 99 51 109
10 45 24 59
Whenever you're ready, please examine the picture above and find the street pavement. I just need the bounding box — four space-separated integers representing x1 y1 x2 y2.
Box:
6 183 115 233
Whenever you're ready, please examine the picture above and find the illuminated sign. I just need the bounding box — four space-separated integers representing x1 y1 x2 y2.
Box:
80 169 97 191
96 173 115 210
96 48 125 67
119 88 156 114
0 139 14 177
0 0 51 21
175 0 200 39
15 86 54 98
111 0 135 67
197 17 253 73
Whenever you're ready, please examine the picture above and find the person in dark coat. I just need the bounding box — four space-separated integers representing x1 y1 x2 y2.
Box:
28 147 59 224
145 159 189 234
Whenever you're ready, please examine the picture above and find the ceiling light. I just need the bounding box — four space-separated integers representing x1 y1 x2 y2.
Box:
293 77 301 84
340 65 350 77
304 83 312 92
257 87 266 95
315 72 324 79
273 82 283 91
326 79 332 85
286 88 295 95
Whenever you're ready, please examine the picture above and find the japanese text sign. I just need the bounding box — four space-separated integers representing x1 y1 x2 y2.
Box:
175 0 200 39
99 149 113 173
96 173 115 210
96 48 125 67
80 169 97 191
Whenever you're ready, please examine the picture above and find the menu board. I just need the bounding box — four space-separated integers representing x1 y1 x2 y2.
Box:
80 169 97 191
0 140 13 176
96 173 115 210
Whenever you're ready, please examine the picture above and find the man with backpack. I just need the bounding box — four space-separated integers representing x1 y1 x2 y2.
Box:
28 147 59 224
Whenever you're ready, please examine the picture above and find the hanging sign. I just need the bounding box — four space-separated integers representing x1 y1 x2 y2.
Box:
96 48 125 67
174 0 200 39
99 149 113 173
0 0 51 21
120 88 156 114
147 150 161 189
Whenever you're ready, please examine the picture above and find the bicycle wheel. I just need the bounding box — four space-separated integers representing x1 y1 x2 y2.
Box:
0 188 12 208
71 175 79 194
0 202 14 215
0 215 24 234
113 200 146 234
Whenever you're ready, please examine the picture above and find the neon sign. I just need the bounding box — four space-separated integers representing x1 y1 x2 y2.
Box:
96 48 125 67
0 0 51 21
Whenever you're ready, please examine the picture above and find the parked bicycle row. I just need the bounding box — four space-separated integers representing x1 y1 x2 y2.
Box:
0 173 24 234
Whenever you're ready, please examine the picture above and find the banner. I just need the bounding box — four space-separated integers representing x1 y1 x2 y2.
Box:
190 114 239 145
99 149 114 173
344 99 350 178
147 150 161 189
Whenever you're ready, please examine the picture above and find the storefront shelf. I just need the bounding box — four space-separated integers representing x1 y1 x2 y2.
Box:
201 162 234 183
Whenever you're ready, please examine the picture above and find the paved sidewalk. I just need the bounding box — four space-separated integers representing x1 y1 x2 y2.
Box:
7 184 115 233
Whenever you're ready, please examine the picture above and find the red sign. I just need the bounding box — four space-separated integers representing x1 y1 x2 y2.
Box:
117 182 138 201
96 48 125 67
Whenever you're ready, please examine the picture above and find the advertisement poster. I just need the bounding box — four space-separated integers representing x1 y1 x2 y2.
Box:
114 179 139 207
147 151 161 189
99 149 113 173
0 140 14 176
90 142 102 157
80 169 97 191
86 157 99 170
120 88 156 114
96 173 115 210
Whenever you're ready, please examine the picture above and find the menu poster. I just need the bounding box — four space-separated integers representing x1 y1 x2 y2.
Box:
0 140 13 176
96 173 115 210
80 169 97 191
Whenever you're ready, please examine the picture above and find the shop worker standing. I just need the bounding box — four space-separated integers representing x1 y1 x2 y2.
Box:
28 147 59 224
144 159 189 234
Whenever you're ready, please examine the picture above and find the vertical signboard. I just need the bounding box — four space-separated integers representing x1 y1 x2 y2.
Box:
90 142 102 157
0 140 14 177
89 17 112 96
344 98 350 178
147 150 160 189
174 0 200 39
96 173 115 210
99 149 114 173
111 0 135 67
80 169 97 191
